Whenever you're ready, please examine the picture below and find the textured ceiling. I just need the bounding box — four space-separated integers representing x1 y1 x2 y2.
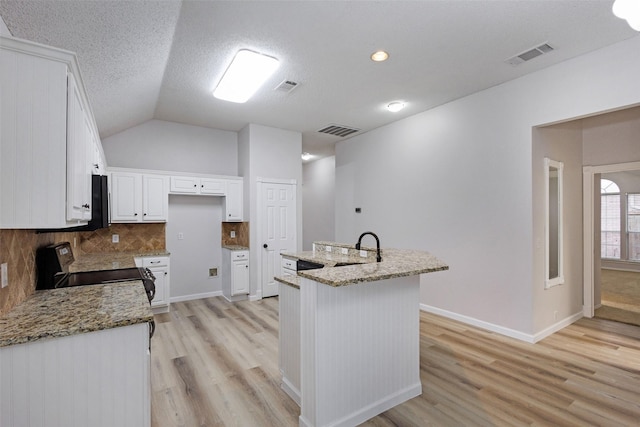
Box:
0 1 637 158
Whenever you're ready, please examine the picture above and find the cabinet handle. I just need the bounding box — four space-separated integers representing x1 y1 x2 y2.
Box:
93 163 99 168
82 203 90 209
193 184 197 187
144 213 147 216
134 213 138 216
150 261 160 264
164 272 167 275
245 265 249 268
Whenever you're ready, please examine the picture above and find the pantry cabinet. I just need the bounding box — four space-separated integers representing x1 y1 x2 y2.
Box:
0 36 102 228
110 172 168 223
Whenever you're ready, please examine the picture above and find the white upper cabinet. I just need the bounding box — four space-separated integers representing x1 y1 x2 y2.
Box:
169 176 226 195
0 36 100 228
224 179 243 221
110 172 168 223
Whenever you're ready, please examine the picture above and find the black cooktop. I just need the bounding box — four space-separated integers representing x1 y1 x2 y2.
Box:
55 267 144 288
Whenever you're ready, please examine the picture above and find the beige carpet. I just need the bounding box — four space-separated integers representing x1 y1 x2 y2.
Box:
595 269 640 326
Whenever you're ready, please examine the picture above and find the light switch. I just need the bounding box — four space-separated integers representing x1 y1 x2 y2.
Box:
230 231 236 238
112 234 119 243
178 232 184 240
1 263 8 288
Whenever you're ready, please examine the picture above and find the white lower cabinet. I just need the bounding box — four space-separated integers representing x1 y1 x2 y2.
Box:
0 323 151 427
135 256 170 312
222 249 250 301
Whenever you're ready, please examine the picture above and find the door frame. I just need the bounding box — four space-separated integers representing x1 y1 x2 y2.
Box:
583 160 640 317
256 177 297 300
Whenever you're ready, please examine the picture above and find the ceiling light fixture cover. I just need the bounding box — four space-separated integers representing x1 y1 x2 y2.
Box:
370 50 389 62
612 0 640 31
387 101 405 112
301 152 313 161
213 49 279 103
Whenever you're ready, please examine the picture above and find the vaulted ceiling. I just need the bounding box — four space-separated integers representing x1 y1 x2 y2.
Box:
1 1 636 158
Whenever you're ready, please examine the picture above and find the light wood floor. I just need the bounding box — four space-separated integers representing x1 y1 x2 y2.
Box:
151 297 640 426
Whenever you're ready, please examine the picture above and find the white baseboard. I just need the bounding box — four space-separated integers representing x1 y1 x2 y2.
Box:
420 304 582 344
170 290 222 303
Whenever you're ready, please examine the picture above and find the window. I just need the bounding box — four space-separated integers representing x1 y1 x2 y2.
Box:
628 193 640 261
601 179 620 259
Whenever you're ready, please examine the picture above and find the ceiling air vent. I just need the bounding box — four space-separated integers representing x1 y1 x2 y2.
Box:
505 43 554 66
275 79 299 93
317 124 360 137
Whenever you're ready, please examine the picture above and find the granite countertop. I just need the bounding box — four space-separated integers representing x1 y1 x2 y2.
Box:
222 245 250 251
275 274 300 289
70 250 170 272
0 282 153 347
277 246 448 288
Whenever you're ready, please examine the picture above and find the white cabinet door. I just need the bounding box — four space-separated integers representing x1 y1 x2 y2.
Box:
225 179 243 221
232 259 250 295
66 73 92 221
169 176 199 193
200 178 226 195
110 172 142 221
142 175 168 222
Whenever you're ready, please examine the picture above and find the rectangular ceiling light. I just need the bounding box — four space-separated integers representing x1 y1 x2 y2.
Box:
213 49 279 103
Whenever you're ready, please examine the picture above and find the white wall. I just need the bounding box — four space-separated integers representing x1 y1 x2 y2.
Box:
335 35 640 338
166 195 223 299
582 106 640 166
102 119 237 175
303 156 335 250
238 124 302 297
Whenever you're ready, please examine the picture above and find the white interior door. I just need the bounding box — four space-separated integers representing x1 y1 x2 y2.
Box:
260 180 296 298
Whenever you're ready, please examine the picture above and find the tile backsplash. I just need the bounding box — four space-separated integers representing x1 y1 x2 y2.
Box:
0 223 165 315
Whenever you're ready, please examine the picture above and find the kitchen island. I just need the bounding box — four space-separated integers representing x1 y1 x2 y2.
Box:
276 242 448 427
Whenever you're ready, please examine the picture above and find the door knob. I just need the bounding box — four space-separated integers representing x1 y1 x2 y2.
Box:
263 244 268 249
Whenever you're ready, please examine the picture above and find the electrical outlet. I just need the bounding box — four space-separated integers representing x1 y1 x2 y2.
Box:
112 234 119 243
178 232 184 240
209 268 218 277
359 250 367 258
230 231 236 238
341 248 349 255
326 246 332 252
1 263 8 288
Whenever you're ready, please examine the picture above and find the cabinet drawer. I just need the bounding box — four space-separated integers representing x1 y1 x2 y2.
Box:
141 256 168 267
282 258 297 271
232 251 249 261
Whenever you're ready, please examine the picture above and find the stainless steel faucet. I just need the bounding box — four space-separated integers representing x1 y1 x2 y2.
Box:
355 231 382 262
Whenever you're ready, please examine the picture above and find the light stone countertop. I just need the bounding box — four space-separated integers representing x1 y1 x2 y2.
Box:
0 282 153 347
69 250 170 272
277 246 448 288
222 245 250 251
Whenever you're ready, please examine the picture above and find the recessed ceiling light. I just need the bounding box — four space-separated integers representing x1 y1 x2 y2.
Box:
370 50 389 62
301 152 313 161
387 101 405 112
213 49 279 103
